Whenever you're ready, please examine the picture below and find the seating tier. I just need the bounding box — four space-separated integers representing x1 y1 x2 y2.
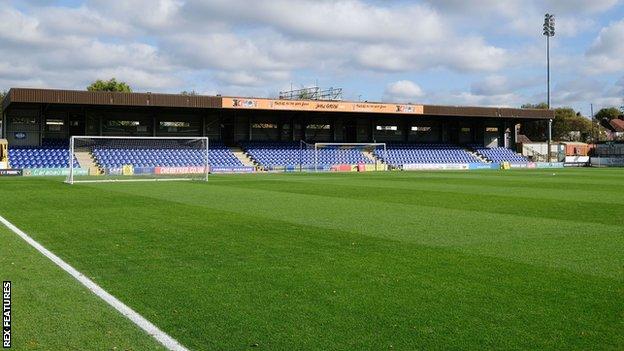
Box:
375 144 481 166
241 142 372 168
471 146 528 163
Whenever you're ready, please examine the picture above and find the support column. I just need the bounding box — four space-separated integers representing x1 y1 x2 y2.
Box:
547 118 552 162
404 119 410 142
1 110 6 139
201 114 206 137
98 114 103 136
439 121 445 143
370 118 375 142
218 112 223 141
39 107 45 145
498 120 505 147
152 113 157 137
248 115 253 142
301 118 307 141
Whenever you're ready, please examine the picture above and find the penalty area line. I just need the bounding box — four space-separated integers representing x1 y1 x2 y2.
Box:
0 214 189 351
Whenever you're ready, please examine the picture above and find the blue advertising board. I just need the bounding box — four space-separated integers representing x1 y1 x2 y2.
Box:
535 162 564 169
210 166 255 173
133 167 155 175
468 163 500 170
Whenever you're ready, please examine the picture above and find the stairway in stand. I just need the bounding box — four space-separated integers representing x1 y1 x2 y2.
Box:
75 151 99 172
229 147 256 167
464 148 489 163
362 150 388 170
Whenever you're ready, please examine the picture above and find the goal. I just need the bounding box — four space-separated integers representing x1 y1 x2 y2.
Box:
300 142 388 172
66 136 209 184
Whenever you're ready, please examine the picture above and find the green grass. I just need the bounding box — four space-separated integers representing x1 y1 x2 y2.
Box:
0 224 165 350
0 169 623 350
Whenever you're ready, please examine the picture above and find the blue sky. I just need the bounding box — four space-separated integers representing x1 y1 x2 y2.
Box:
1 0 623 116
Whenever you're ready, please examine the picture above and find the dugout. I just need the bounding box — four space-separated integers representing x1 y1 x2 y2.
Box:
1 88 553 147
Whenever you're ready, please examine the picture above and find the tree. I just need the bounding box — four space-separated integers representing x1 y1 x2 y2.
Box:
552 108 602 142
521 102 549 110
180 90 198 96
87 78 132 92
594 107 621 126
520 103 597 142
0 90 6 137
0 90 6 113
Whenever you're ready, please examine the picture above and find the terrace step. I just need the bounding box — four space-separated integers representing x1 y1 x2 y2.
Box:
230 147 256 167
465 149 489 163
362 150 386 164
362 150 389 170
75 151 99 171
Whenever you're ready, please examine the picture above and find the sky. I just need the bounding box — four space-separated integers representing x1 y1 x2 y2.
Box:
0 0 623 116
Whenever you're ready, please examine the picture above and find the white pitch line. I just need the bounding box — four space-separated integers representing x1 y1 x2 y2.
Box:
0 215 189 351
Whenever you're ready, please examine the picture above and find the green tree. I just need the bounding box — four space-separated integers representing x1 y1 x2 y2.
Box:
594 107 621 126
566 113 595 141
0 90 6 138
87 78 132 92
521 102 549 110
553 108 600 142
180 90 198 96
0 90 7 115
520 103 596 142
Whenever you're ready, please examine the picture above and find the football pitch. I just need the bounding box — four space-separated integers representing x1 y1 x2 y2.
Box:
1 169 623 350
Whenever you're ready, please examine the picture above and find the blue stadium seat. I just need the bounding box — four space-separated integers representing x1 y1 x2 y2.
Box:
91 139 243 169
374 143 481 167
469 145 528 163
7 139 79 169
240 142 373 169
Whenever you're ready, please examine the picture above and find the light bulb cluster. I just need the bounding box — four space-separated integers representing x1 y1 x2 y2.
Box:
543 14 555 37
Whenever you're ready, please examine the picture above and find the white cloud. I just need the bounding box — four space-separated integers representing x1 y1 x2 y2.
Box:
354 36 506 73
415 89 525 107
383 80 424 102
471 75 542 95
86 0 184 31
586 20 624 73
35 6 133 37
0 0 621 113
214 70 291 88
545 0 621 14
422 0 620 37
182 0 447 43
0 0 511 95
0 8 46 46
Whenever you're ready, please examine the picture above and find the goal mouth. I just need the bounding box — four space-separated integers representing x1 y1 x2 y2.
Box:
66 136 210 184
302 142 389 172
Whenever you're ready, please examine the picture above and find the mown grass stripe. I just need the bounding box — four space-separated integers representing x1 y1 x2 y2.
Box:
0 214 190 351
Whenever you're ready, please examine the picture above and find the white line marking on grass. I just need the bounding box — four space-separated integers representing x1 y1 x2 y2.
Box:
0 215 190 351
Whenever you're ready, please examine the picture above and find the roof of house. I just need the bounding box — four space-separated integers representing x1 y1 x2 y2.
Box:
609 119 624 132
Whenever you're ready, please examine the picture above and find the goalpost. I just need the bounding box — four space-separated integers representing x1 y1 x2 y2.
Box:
300 142 387 172
66 136 209 184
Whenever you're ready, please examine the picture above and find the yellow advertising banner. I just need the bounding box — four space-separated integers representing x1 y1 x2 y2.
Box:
122 164 134 176
222 97 423 115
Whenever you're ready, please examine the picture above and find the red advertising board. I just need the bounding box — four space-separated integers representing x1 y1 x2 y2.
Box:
154 166 206 175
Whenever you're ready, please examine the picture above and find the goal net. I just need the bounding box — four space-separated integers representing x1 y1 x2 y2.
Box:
299 142 388 172
66 136 209 184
